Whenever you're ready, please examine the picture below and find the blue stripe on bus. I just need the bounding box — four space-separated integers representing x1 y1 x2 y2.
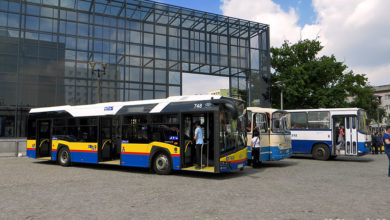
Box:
172 156 180 170
247 146 292 162
121 154 150 168
220 160 247 173
290 129 332 131
26 149 36 158
70 152 98 164
357 142 370 155
51 151 57 161
291 140 332 154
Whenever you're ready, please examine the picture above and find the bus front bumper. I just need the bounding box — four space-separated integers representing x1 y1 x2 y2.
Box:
270 147 293 161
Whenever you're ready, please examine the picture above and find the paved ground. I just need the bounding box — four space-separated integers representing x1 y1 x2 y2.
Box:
0 154 389 220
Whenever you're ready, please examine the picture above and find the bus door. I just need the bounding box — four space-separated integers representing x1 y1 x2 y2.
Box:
181 113 214 169
254 113 270 161
99 117 121 162
36 120 51 158
345 116 358 155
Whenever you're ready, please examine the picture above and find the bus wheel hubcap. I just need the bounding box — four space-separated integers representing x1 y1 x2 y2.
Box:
317 148 324 157
61 151 68 163
156 155 168 170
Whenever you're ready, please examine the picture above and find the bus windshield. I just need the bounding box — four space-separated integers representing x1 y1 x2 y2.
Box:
358 110 369 134
272 112 290 133
219 104 246 155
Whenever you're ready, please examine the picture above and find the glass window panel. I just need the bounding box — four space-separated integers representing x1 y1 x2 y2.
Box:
40 17 54 32
60 0 75 8
155 91 166 99
155 70 166 83
143 90 153 100
65 50 76 60
143 69 153 83
251 49 259 70
130 68 141 82
129 56 141 66
26 16 39 30
290 112 307 129
43 0 58 6
117 29 125 41
26 4 40 15
308 112 330 129
94 40 102 52
67 11 77 21
109 42 116 54
77 38 88 50
129 31 141 43
66 37 76 49
76 51 88 62
40 7 53 17
8 13 20 28
143 46 153 58
78 13 89 23
94 26 102 38
169 72 180 85
144 33 154 45
129 90 140 101
156 35 166 47
169 86 180 96
78 23 88 36
66 21 76 35
0 12 6 26
155 48 166 59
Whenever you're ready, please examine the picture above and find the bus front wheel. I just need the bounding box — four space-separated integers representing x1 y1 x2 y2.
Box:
312 144 330 161
58 147 71 166
153 152 172 175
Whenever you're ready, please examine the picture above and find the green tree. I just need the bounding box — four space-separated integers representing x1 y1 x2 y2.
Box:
271 39 381 122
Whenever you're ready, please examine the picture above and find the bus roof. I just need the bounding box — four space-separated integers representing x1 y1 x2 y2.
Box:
29 95 226 117
247 107 286 114
286 108 362 113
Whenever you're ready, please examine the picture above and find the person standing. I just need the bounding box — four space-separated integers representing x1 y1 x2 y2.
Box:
372 132 380 154
251 130 261 168
382 125 390 177
336 124 345 153
193 121 204 169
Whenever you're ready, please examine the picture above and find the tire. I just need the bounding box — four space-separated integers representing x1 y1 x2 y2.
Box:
312 144 330 161
153 152 172 175
58 147 71 166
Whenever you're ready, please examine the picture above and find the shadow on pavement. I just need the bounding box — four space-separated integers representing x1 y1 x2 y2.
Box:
32 159 298 180
290 155 375 163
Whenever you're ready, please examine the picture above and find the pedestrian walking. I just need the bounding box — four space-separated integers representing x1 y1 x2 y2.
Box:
382 125 390 177
372 132 380 154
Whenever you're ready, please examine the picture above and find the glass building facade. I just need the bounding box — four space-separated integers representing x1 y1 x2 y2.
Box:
0 0 270 138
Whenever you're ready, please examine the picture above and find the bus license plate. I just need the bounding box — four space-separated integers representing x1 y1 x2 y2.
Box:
237 164 243 169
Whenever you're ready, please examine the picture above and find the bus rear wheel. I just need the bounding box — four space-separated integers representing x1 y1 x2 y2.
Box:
58 147 71 166
312 144 330 161
153 152 172 175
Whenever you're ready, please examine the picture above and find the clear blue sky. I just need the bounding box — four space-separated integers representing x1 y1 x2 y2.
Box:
153 0 316 27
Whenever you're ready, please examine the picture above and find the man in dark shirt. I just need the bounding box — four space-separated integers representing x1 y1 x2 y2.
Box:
382 126 390 177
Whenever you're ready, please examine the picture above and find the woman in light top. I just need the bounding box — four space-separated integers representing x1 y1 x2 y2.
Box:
251 130 261 168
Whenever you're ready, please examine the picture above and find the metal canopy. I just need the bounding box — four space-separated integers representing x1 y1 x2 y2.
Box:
73 0 268 38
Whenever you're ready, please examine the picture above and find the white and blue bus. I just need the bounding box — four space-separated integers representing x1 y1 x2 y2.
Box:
287 108 371 160
246 108 292 164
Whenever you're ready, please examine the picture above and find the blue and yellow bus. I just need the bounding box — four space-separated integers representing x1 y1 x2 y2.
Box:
26 95 247 174
246 108 292 164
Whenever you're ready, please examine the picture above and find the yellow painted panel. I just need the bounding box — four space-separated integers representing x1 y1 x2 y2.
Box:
27 140 36 150
52 140 97 152
181 166 215 173
220 147 247 163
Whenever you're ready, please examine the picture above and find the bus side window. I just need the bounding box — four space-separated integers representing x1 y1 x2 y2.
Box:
255 113 267 133
290 112 307 129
